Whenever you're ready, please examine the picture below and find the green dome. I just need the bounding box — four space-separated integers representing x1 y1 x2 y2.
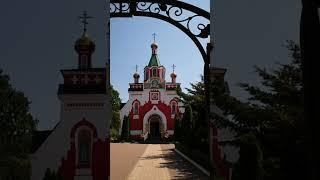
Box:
148 54 160 67
148 42 160 67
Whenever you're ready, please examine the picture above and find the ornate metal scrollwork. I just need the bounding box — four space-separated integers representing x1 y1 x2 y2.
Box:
110 0 210 62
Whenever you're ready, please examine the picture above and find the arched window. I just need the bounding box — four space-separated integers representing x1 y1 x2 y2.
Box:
145 68 149 81
144 71 147 81
152 68 157 77
77 129 91 167
171 102 177 115
133 102 139 115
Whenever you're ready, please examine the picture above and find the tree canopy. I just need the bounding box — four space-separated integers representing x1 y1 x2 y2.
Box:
110 85 121 131
0 69 38 180
176 78 209 153
211 41 304 180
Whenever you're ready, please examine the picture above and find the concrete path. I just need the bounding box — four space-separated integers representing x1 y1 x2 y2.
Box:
111 143 209 180
110 143 148 180
127 144 171 180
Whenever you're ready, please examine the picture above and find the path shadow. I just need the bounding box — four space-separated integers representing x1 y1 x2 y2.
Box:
139 145 209 180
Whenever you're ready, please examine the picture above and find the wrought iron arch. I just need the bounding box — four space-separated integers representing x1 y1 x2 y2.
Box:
110 0 210 62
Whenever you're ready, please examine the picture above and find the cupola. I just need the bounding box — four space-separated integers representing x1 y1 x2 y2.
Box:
148 43 160 67
133 65 140 83
170 64 177 83
74 11 95 70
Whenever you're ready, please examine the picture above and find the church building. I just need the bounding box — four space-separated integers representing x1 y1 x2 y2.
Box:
120 42 184 139
31 12 110 180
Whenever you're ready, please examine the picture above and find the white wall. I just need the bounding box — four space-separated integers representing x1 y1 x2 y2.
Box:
31 94 110 180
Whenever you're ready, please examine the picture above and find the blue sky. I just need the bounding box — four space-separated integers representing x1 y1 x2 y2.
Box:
0 0 301 130
110 5 209 102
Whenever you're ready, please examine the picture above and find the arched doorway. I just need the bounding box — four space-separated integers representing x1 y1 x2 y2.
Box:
148 115 162 138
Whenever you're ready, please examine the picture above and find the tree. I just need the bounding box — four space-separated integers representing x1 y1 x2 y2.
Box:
173 112 182 141
0 69 38 180
212 41 304 179
110 85 121 131
232 133 263 180
178 79 207 129
176 79 209 154
121 115 130 141
180 104 193 145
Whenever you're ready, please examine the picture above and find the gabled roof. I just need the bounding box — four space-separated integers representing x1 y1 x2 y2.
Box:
120 103 126 109
31 121 61 154
31 130 53 153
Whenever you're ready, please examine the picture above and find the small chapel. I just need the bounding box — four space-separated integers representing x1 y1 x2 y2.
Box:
120 41 184 140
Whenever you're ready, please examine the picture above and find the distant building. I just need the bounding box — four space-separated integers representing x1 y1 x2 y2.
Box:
120 42 184 139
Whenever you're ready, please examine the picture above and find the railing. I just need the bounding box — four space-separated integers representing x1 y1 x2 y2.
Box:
165 84 179 89
110 0 210 62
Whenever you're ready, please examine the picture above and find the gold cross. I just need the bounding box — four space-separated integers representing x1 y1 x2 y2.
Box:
152 33 157 43
172 64 176 72
79 11 93 33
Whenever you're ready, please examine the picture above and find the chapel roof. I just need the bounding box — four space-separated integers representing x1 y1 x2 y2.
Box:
147 42 161 67
148 54 161 67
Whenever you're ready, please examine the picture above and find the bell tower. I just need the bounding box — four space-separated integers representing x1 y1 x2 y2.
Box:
143 37 166 89
31 11 110 180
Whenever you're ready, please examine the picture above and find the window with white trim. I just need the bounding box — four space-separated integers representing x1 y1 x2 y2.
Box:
77 129 91 167
133 102 139 115
152 68 157 77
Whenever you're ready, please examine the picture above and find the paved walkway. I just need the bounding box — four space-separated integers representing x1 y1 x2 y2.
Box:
111 143 148 180
127 144 171 180
111 143 209 180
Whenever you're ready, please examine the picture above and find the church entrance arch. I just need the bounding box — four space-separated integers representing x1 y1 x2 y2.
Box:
143 106 167 136
148 115 161 138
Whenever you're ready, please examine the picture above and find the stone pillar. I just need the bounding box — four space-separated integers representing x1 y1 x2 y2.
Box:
144 123 150 134
160 122 164 138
